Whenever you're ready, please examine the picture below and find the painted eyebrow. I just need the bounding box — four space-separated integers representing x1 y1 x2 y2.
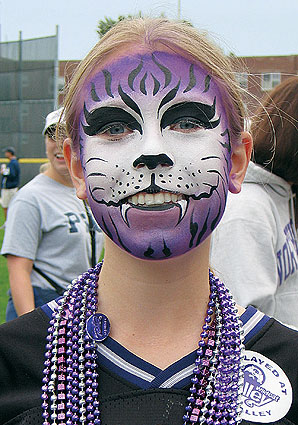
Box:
160 99 221 130
157 81 180 116
82 104 142 136
118 85 143 121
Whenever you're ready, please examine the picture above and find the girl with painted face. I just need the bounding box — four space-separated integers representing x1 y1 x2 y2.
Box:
0 18 298 425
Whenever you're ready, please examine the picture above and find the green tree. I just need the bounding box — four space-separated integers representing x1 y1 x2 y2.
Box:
97 12 179 39
97 12 143 38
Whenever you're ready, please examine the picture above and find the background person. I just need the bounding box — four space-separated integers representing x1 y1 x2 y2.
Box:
211 76 298 328
1 108 104 321
0 147 20 221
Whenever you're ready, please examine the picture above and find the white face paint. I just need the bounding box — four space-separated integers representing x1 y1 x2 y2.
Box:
79 51 232 260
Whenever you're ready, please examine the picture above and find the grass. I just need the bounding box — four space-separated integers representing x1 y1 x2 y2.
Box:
0 209 9 324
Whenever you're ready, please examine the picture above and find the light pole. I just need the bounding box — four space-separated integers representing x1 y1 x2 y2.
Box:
177 0 181 19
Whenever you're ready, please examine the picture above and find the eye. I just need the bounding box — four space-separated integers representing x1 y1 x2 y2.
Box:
169 118 204 133
98 122 133 139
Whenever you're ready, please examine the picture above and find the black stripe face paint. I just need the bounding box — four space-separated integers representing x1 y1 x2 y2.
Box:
83 105 142 136
160 101 221 130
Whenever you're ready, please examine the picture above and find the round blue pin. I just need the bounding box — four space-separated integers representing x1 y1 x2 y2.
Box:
86 313 110 342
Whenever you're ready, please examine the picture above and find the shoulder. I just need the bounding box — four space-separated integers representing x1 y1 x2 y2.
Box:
0 309 50 424
12 175 48 203
15 175 41 194
0 308 49 362
246 319 298 421
247 318 298 362
219 182 278 230
9 158 18 166
226 182 273 213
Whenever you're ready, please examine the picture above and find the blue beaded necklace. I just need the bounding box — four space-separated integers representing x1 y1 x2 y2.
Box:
42 262 245 425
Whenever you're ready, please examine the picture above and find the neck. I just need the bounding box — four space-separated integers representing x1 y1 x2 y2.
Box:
98 238 211 367
44 165 73 187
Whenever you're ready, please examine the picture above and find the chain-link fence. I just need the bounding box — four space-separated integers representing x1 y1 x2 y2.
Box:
0 30 58 186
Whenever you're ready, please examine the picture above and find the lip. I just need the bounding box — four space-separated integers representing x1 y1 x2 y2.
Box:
55 154 65 161
120 190 189 225
130 203 176 211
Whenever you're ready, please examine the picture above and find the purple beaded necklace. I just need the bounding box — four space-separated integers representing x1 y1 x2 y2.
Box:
41 262 245 425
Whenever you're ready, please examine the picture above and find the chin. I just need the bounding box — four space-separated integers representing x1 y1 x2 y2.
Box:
89 202 216 261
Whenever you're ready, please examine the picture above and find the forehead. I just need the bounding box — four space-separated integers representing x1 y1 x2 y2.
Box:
83 51 223 110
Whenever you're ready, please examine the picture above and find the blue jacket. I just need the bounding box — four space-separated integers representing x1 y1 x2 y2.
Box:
1 158 20 189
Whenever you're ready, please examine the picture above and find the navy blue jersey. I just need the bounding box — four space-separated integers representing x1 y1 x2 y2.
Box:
0 306 297 425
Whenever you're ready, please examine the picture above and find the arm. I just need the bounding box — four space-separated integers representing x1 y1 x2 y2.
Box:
1 195 41 316
211 218 277 307
6 255 35 316
8 162 19 179
210 188 278 309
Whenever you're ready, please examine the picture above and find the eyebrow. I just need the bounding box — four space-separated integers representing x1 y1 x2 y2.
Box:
82 104 142 136
157 81 181 116
118 84 143 121
160 99 221 130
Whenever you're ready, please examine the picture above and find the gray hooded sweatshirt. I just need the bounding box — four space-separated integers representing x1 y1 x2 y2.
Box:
211 161 298 328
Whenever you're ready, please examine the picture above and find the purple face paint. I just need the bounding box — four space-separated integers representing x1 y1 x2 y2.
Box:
79 51 232 260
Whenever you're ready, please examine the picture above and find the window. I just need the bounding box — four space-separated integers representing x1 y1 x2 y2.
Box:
235 72 248 89
261 73 281 91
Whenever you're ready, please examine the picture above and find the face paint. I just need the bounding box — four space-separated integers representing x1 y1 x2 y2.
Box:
80 51 232 260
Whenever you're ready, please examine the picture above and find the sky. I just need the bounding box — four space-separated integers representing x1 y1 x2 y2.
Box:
1 0 297 60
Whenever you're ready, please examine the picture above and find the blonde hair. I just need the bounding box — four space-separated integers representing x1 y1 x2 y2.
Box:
64 17 245 152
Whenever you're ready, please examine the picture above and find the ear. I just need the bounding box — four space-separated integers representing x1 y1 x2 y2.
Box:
63 138 87 200
229 131 253 194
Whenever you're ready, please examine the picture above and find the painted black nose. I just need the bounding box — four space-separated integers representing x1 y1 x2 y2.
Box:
133 154 173 170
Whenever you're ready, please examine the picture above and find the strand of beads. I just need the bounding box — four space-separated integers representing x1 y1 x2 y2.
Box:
79 264 102 425
42 263 102 425
183 272 244 425
42 283 75 425
210 273 244 425
66 278 88 424
198 292 223 425
183 275 220 425
63 286 76 423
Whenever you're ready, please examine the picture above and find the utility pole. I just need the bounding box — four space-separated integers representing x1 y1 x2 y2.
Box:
177 0 181 19
18 31 23 156
0 2 2 43
53 25 59 109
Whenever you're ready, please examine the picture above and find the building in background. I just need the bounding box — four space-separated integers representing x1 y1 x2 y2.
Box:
0 30 59 186
232 55 298 115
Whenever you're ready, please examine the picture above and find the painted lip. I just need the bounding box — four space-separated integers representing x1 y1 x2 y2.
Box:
120 190 189 225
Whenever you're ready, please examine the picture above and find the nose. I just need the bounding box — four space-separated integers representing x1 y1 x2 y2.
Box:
133 154 173 170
